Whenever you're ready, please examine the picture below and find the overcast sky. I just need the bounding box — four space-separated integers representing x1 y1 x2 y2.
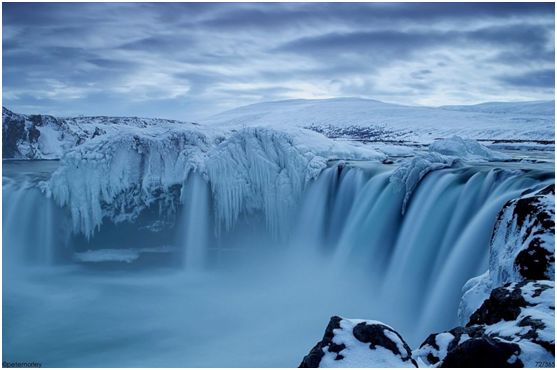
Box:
3 2 555 120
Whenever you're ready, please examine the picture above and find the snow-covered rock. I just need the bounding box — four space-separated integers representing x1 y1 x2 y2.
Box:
2 107 199 159
414 326 521 367
458 185 555 323
415 280 555 368
300 316 417 368
489 184 555 284
3 107 63 159
429 136 511 161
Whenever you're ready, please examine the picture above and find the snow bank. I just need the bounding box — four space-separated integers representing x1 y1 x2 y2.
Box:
429 136 511 161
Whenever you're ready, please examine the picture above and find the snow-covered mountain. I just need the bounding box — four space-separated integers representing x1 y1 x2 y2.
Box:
204 98 555 143
2 107 199 159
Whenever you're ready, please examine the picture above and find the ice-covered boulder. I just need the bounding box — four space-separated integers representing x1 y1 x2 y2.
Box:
299 316 417 368
415 280 554 368
429 136 511 161
458 185 555 323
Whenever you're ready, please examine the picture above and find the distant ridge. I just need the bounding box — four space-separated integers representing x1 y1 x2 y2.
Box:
202 98 554 143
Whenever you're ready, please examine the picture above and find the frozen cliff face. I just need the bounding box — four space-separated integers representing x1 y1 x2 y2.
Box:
206 127 383 237
206 128 323 237
415 280 554 368
2 107 199 159
46 125 383 239
458 185 555 323
47 127 211 238
299 316 417 368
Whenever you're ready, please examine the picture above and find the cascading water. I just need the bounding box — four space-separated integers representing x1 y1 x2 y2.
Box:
2 157 554 365
3 162 65 267
283 162 553 344
179 173 211 271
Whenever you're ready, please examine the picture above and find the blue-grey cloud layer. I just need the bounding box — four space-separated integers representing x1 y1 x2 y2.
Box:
3 2 554 120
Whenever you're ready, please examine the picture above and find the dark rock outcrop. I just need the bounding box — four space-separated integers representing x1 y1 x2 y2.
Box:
415 281 554 367
300 316 344 368
441 337 523 368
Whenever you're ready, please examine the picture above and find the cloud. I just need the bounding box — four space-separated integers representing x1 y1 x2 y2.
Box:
2 2 554 120
498 69 555 88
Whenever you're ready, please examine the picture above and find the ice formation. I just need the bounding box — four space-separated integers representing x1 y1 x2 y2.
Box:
47 128 210 237
47 125 383 238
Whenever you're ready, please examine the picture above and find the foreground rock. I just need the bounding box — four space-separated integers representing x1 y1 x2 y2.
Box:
414 280 554 367
299 316 417 368
459 184 554 324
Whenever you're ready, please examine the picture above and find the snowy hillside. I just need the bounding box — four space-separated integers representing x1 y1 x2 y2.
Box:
204 98 555 143
3 98 554 160
2 107 199 159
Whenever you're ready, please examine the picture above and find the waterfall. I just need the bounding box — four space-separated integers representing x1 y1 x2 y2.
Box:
289 163 553 344
2 160 553 347
3 176 65 267
179 173 211 271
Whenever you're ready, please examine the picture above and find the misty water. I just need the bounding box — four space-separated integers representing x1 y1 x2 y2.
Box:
3 155 554 367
